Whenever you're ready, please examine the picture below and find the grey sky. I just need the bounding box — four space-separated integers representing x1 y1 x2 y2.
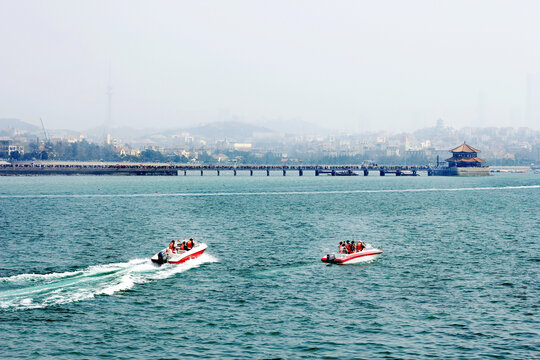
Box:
1 0 539 132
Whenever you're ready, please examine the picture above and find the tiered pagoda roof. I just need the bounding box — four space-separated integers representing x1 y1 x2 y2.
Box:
445 143 486 167
449 143 481 153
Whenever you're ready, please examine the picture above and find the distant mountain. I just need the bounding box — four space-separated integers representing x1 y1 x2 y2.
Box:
186 121 277 139
0 118 40 132
84 125 152 141
262 119 332 136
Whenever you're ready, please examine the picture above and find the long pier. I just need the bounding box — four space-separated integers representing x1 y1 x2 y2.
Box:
0 162 428 176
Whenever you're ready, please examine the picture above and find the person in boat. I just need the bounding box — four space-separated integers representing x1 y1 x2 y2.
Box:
179 241 187 251
169 240 176 253
338 241 344 254
356 241 364 252
186 238 194 250
351 240 356 253
345 240 352 254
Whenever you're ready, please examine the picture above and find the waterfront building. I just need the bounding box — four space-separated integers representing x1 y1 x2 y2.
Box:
0 137 24 158
446 143 486 168
431 143 489 176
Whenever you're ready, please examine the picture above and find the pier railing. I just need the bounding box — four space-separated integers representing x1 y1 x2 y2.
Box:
0 161 429 176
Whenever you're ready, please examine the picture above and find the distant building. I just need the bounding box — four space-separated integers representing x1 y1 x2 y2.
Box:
234 143 252 152
446 143 486 168
386 146 400 157
0 138 24 158
215 153 229 162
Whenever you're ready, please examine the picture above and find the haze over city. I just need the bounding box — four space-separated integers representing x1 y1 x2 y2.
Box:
1 0 540 133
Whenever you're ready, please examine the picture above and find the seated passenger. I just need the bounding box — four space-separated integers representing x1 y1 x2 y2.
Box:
345 241 351 254
186 238 194 250
356 241 364 252
179 241 186 251
338 242 344 254
351 240 356 253
169 240 175 253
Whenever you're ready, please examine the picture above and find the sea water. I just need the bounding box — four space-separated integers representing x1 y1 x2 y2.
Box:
0 174 539 359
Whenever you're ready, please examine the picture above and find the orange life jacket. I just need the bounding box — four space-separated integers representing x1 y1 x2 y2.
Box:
169 242 174 250
187 240 193 249
179 243 186 251
356 242 362 251
346 244 351 253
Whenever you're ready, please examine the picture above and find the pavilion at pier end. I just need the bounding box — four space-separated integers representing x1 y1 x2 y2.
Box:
430 143 489 176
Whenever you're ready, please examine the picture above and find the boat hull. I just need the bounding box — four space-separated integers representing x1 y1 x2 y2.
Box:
151 243 207 265
321 249 382 264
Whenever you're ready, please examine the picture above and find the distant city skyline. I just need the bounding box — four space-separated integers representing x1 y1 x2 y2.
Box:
1 1 539 132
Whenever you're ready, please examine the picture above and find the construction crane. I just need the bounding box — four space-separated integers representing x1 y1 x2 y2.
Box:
40 118 49 142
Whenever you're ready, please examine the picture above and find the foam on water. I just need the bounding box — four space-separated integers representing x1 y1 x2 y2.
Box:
0 254 218 310
0 184 538 199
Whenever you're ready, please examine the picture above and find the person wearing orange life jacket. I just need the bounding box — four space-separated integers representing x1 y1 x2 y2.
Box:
168 240 176 253
356 241 364 252
345 240 352 254
179 241 186 251
186 238 194 250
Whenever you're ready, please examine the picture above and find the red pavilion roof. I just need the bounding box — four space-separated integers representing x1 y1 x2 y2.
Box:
449 143 481 153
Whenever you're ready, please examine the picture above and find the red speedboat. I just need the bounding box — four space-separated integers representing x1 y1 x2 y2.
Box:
151 240 207 265
321 248 382 264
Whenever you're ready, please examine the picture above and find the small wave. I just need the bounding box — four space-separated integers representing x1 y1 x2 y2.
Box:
0 254 217 310
0 270 83 283
0 185 538 199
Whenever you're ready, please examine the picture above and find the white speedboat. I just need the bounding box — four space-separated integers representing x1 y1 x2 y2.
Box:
321 246 382 265
151 240 207 265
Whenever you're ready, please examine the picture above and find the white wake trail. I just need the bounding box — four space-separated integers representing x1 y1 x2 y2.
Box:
0 254 217 310
0 185 538 199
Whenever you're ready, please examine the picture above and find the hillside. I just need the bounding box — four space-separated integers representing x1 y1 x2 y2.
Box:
186 121 276 139
0 118 40 132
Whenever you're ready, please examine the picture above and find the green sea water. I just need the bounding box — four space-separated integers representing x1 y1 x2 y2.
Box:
1 173 539 359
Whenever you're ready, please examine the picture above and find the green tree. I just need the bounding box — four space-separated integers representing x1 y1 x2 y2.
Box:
140 149 166 162
9 151 21 160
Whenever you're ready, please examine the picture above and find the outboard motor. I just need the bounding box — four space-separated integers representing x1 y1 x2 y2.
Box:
157 250 168 264
327 254 335 262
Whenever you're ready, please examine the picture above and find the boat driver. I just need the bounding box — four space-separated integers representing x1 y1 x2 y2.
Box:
168 240 176 253
345 240 352 254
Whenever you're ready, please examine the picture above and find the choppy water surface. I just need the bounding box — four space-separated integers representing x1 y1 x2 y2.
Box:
1 174 539 359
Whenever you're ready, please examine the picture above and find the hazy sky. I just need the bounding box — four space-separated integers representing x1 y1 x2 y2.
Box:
1 0 539 132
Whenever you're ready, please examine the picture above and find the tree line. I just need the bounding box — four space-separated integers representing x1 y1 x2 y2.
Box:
9 140 189 163
7 139 538 165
